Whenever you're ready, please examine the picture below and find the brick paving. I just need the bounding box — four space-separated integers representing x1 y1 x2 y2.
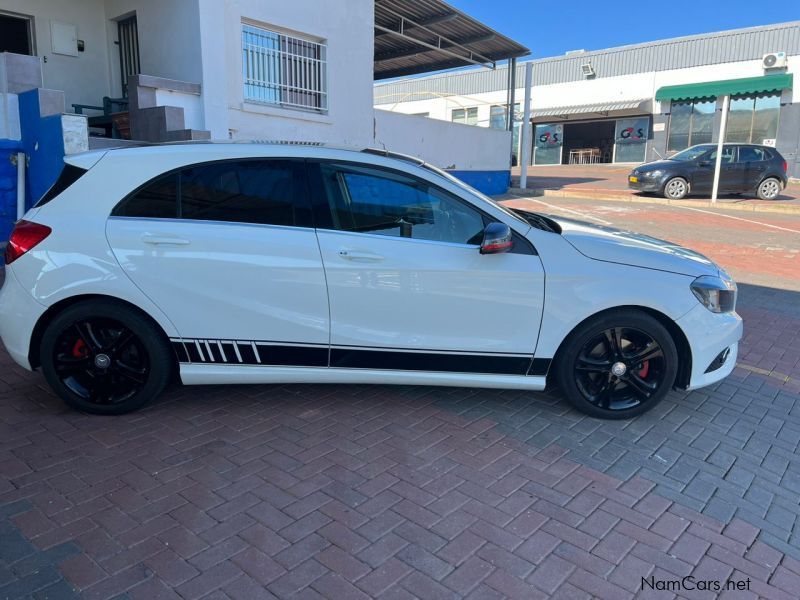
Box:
1 201 799 598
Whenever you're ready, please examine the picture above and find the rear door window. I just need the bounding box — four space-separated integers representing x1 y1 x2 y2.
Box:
738 146 768 163
112 159 312 227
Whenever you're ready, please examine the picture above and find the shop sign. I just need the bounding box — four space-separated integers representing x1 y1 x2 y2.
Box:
535 124 563 148
616 118 649 144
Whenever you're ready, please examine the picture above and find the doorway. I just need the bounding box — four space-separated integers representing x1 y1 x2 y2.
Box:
0 11 34 55
562 120 615 164
117 15 140 96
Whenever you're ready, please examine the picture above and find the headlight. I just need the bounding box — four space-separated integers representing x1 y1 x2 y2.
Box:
646 170 663 178
690 274 737 313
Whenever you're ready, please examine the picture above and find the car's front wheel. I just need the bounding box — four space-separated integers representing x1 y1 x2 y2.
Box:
756 177 782 200
40 299 173 415
555 310 678 419
662 177 689 200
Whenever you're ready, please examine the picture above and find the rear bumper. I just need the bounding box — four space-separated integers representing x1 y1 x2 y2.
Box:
0 267 46 370
676 304 743 391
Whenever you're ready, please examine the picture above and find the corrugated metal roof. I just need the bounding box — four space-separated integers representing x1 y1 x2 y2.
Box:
374 21 800 103
531 99 650 118
374 0 529 80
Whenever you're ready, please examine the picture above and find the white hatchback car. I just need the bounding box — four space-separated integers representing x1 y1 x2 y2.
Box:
0 143 742 418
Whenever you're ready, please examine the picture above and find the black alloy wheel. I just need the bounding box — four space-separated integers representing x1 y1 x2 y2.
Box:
40 300 173 414
555 310 678 419
52 317 149 405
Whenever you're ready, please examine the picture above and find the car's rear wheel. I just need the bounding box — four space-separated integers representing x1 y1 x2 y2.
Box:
555 310 678 419
662 177 688 200
756 177 781 200
40 300 173 415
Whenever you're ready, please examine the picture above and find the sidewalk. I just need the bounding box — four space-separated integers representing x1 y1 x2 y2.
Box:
511 164 800 214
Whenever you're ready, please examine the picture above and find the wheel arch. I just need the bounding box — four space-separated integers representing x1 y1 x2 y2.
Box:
28 294 180 370
548 305 692 390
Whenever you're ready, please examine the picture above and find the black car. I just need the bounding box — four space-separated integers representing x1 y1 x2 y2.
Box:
628 143 788 200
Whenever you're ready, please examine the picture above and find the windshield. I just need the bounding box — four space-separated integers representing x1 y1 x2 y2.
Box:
420 162 531 227
668 145 715 162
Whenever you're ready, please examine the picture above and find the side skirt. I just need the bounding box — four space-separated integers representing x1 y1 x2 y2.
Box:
179 364 548 391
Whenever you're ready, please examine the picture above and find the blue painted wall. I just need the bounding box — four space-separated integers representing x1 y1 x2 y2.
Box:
0 139 23 242
447 170 511 196
18 90 67 209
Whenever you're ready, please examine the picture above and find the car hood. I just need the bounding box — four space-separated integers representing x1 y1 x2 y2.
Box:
632 160 676 173
548 215 720 277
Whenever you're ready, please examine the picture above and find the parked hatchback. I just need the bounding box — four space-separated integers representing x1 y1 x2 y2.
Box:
628 143 788 200
1 143 742 419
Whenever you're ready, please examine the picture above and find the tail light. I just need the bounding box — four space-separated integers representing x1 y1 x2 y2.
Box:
783 161 788 173
4 221 52 265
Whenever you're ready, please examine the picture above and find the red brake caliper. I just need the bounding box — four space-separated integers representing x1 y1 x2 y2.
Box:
638 361 650 378
72 339 89 358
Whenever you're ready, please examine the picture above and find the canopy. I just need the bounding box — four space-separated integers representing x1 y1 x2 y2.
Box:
655 74 793 101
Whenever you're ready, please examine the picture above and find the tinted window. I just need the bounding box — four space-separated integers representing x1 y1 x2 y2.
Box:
113 160 310 226
738 147 768 163
114 173 178 218
318 163 485 245
35 164 88 207
707 147 736 164
180 160 306 226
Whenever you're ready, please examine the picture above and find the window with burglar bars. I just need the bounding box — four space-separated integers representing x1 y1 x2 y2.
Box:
242 23 327 112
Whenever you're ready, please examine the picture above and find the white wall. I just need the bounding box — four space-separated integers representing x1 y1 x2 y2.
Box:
0 93 21 140
374 108 512 171
104 0 202 96
1 0 113 109
199 0 375 145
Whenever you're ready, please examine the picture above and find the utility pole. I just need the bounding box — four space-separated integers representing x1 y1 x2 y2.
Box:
519 62 533 189
711 94 730 203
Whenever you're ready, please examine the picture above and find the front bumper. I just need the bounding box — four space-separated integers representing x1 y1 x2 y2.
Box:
675 303 743 390
627 175 662 192
0 266 46 370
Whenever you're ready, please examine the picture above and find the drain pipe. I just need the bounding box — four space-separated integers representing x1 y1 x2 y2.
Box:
15 152 26 220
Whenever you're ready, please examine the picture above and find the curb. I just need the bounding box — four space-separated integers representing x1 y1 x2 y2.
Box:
507 187 800 215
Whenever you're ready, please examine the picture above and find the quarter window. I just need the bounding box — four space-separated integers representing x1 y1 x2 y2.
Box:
113 160 310 227
667 99 715 152
317 163 485 245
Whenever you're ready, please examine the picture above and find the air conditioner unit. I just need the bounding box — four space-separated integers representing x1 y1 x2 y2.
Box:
581 63 595 78
762 52 787 70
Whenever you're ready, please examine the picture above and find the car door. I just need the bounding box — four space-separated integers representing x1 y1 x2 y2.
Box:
309 160 545 375
737 146 770 191
691 146 737 192
106 158 330 366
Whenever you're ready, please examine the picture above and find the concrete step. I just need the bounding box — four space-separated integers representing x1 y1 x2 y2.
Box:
88 137 150 150
163 129 212 142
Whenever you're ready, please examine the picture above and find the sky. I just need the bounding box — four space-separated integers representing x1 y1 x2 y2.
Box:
447 0 799 59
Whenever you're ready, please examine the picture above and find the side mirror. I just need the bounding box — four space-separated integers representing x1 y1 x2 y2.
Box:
480 222 513 254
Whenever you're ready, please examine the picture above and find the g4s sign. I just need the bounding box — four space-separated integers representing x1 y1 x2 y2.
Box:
535 124 563 148
616 118 649 144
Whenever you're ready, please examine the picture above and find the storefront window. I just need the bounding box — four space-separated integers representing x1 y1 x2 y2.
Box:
452 107 478 125
614 117 649 163
533 123 563 165
725 93 780 145
667 99 715 151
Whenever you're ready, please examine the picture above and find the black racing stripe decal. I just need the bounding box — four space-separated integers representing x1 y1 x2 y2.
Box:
527 358 552 377
174 339 544 376
330 348 531 375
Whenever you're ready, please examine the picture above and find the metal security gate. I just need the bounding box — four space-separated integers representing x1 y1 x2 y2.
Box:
117 15 140 96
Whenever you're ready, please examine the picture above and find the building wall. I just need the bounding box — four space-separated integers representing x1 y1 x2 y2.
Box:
1 0 113 109
198 0 375 146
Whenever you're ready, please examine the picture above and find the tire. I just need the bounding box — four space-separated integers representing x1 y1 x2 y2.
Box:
40 299 173 415
756 177 782 201
662 177 688 200
554 309 679 419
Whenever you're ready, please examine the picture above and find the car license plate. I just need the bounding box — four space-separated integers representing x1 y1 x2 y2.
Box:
629 176 638 183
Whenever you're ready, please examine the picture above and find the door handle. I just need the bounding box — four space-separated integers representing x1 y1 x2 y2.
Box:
338 249 385 262
141 234 191 246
